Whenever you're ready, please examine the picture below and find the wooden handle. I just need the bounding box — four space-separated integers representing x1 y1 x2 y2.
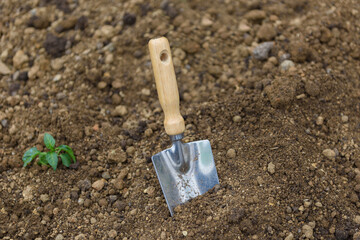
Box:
149 37 185 136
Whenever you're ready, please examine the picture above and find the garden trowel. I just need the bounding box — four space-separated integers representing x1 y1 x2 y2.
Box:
149 37 219 216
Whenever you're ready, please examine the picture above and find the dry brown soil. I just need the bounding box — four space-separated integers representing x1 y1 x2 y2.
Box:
1 0 360 239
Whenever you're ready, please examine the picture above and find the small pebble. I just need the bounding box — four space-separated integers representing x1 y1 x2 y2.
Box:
350 192 359 203
173 48 186 60
78 198 84 205
74 234 86 240
102 172 111 180
182 231 188 237
13 50 29 68
304 200 311 208
109 195 117 203
302 224 313 238
267 162 275 174
286 206 292 213
226 149 236 158
55 234 64 240
354 215 360 225
238 23 251 33
40 194 49 203
130 209 137 215
233 115 241 123
144 186 155 196
105 54 114 64
113 178 124 190
126 146 135 155
280 60 295 71
253 42 274 60
108 230 117 238
84 199 91 207
1 119 8 128
123 13 136 26
112 105 128 117
322 149 336 159
28 15 50 29
257 23 276 41
144 128 153 137
98 198 108 207
141 88 151 96
244 10 266 22
97 25 115 39
51 58 65 71
341 115 348 123
316 116 324 125
335 228 349 240
112 80 123 89
92 179 105 191
299 205 305 212
174 205 182 213
53 74 62 82
201 16 213 26
257 176 264 185
9 125 17 135
97 81 107 89
44 34 67 58
354 232 360 240
309 221 316 229
78 179 91 191
134 50 143 58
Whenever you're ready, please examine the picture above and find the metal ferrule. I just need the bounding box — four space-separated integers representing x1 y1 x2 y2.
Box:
169 133 184 142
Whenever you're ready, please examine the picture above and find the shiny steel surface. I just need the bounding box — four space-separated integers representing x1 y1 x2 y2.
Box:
152 135 219 216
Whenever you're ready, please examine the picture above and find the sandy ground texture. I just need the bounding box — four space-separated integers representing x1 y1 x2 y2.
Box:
1 0 360 239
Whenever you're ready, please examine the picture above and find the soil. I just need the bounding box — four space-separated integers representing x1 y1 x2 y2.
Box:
1 0 360 239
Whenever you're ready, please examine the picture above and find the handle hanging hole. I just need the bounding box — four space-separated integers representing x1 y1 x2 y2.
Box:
160 50 169 62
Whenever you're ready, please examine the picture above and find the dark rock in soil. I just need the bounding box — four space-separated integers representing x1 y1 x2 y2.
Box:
27 15 50 29
18 71 28 81
76 16 88 30
43 33 67 58
335 228 349 240
123 13 136 26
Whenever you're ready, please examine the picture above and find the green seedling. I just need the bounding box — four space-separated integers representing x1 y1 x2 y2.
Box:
22 133 76 170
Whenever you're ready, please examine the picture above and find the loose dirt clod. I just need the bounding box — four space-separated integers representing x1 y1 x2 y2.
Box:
323 149 336 159
267 162 275 174
257 23 276 41
226 148 236 158
43 34 67 58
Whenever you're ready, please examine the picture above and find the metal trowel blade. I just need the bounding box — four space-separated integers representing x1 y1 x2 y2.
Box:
151 140 219 216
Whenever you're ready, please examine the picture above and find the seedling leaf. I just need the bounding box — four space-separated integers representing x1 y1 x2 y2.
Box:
44 133 55 150
23 133 75 171
60 153 72 167
57 145 76 162
22 147 40 167
46 152 58 170
37 154 48 166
